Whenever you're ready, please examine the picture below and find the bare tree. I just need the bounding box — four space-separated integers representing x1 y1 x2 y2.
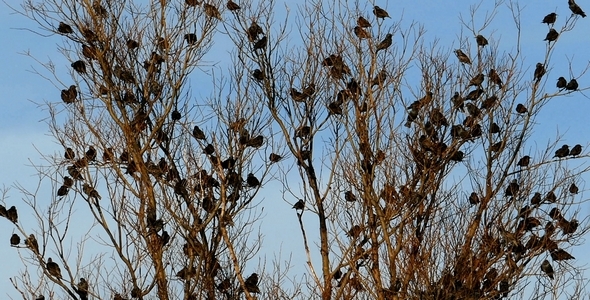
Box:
2 0 590 300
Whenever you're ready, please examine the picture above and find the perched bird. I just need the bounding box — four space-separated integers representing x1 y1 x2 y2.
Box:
253 36 267 51
549 207 562 220
25 234 39 253
534 63 546 82
127 39 139 49
203 144 215 155
468 192 480 205
569 183 579 194
82 45 97 60
544 28 559 42
185 0 200 6
47 258 62 279
371 69 387 87
541 259 554 279
61 85 77 104
556 77 567 89
373 6 390 19
6 206 18 223
77 278 89 299
246 135 264 148
469 73 485 86
83 183 101 199
565 79 579 91
480 95 498 110
246 173 260 187
531 192 542 205
545 191 557 203
353 26 370 39
569 0 587 17
252 69 264 81
247 22 264 42
357 16 371 27
345 191 357 202
476 35 488 47
184 33 197 45
71 60 87 74
293 199 305 210
505 179 519 197
269 153 283 163
227 0 240 11
554 145 570 158
204 3 222 19
515 103 528 114
542 12 557 25
490 122 501 134
10 233 20 246
57 22 73 34
244 273 260 293
65 147 75 159
376 33 392 52
551 249 575 261
451 92 464 111
347 225 362 238
192 126 206 140
562 219 579 234
57 185 69 197
569 144 582 156
489 69 503 88
517 155 530 167
455 49 471 64
85 146 97 161
465 88 483 101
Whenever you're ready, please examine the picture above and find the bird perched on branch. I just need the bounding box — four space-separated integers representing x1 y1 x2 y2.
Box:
569 0 586 17
373 6 390 19
541 260 554 279
227 0 240 11
57 22 73 34
489 69 503 88
376 33 392 52
244 273 260 293
534 63 545 82
357 16 371 27
542 12 557 25
554 145 570 158
476 35 488 47
556 77 567 89
354 26 371 39
544 28 559 42
569 144 582 156
47 258 62 279
455 49 471 64
565 78 579 90
293 199 305 210
61 85 77 104
204 3 222 19
10 234 20 246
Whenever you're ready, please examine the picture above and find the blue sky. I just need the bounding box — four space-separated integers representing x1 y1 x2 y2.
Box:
1 0 590 298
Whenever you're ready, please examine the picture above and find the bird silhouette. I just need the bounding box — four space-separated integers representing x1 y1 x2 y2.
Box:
531 192 542 205
551 249 575 261
451 92 464 110
345 191 357 202
85 146 97 161
57 22 73 34
569 144 582 156
544 28 559 42
244 273 260 293
534 63 546 82
184 33 197 45
562 219 579 234
247 22 264 42
565 79 579 90
10 233 20 246
227 0 240 11
253 36 267 51
541 260 554 279
480 95 498 110
246 173 260 187
545 191 557 203
82 45 97 60
192 126 206 140
505 179 519 197
569 183 579 194
376 33 392 52
490 122 500 134
252 69 264 81
515 103 528 114
83 184 101 200
554 145 570 158
47 258 62 279
569 0 587 17
371 69 388 87
57 185 69 196
61 85 77 104
204 3 222 19
6 206 18 223
77 278 89 300
269 153 283 162
469 73 485 86
126 39 139 49
489 69 503 88
468 192 480 204
542 12 557 25
185 0 200 6
71 60 87 74
556 77 567 89
357 16 371 27
373 6 390 18
354 26 371 39
517 155 530 167
476 35 488 47
25 234 39 253
293 199 305 210
455 49 471 64
465 88 483 101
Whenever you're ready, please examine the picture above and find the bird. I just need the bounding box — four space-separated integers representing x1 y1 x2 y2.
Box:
185 0 200 6
544 28 559 42
490 122 500 134
556 77 567 89
57 22 73 34
468 192 480 205
465 88 483 101
357 16 371 27
65 147 75 159
347 225 362 238
10 233 20 246
541 260 554 279
60 85 77 104
126 39 139 49
480 95 498 110
246 135 264 148
373 6 390 19
562 219 579 234
246 173 260 187
505 179 519 197
569 183 579 194
353 26 370 39
554 145 570 158
476 35 488 47
85 146 97 161
227 0 240 11
293 199 305 210
35 295 45 300
454 49 471 64
489 69 503 88
244 273 260 293
569 0 587 17
77 278 89 299
531 192 542 205
269 153 282 163
81 45 97 60
345 191 357 202
565 79 579 90
534 63 545 82
469 73 485 86
252 69 264 81
184 33 197 45
247 22 264 42
551 249 575 261
517 155 530 167
253 36 267 51
515 103 528 114
57 186 69 197
192 126 206 140
204 3 222 19
542 12 557 25
545 191 557 203
569 144 582 156
71 60 87 74
376 33 392 52
83 183 101 199
451 92 464 110
47 258 62 279
25 234 39 253
549 207 562 220
371 69 388 87
6 206 18 223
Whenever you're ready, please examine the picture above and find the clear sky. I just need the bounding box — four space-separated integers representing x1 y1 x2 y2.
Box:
1 0 590 298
